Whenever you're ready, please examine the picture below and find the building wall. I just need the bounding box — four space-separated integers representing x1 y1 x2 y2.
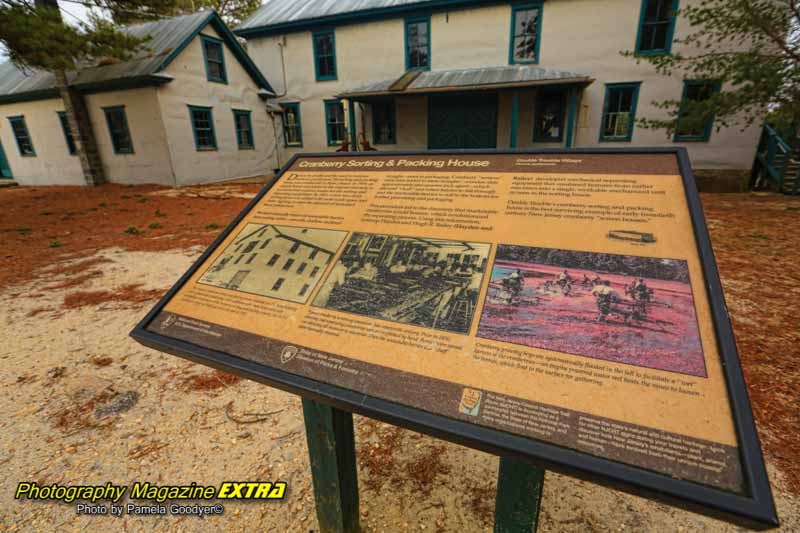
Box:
245 0 761 170
0 98 84 186
158 24 279 185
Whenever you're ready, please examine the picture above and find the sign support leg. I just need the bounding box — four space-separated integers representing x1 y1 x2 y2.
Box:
302 398 360 533
494 457 545 532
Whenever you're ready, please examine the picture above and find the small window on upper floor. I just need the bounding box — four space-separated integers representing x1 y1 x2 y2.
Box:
281 103 303 147
405 16 430 71
103 106 134 154
202 35 227 83
312 29 337 81
510 3 542 64
636 0 679 55
57 112 77 155
674 80 720 142
8 116 35 157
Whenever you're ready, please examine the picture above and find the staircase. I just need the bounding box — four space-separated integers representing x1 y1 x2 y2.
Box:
752 124 800 195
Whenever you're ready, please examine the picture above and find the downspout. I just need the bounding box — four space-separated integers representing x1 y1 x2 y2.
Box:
267 37 289 172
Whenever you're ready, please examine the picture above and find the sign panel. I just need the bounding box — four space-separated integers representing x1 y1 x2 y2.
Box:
132 149 777 528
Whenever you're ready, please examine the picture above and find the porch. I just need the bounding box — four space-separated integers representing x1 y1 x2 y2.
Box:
337 65 593 151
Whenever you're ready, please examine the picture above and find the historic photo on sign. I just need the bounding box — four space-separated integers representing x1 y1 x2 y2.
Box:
477 245 706 377
198 223 347 304
313 233 490 334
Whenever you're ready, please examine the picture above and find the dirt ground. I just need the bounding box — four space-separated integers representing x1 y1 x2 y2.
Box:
0 185 798 532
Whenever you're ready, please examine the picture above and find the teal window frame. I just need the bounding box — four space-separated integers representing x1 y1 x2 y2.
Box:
57 111 77 155
599 82 641 142
188 105 218 151
8 116 35 157
281 103 303 147
312 29 338 81
233 109 254 150
372 100 396 145
674 80 720 142
102 106 134 154
201 34 228 84
324 99 346 146
635 0 679 56
533 89 566 143
508 2 543 65
404 15 431 72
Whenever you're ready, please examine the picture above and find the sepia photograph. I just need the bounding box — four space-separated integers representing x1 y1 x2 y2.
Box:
198 223 347 303
477 245 707 377
313 233 491 334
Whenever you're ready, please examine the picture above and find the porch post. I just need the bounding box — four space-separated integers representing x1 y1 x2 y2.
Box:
347 99 358 151
510 91 520 149
565 87 578 148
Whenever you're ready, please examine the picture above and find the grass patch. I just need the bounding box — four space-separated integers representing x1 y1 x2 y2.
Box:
124 226 142 235
155 209 167 217
49 241 64 248
39 211 52 216
205 223 221 230
148 222 163 230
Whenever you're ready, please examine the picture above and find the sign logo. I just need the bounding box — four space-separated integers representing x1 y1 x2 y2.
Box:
162 315 176 330
459 388 483 416
280 345 299 364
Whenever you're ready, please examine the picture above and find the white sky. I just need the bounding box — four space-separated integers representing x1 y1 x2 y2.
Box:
0 1 96 60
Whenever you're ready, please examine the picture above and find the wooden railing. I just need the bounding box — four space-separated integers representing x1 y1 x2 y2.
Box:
753 123 799 195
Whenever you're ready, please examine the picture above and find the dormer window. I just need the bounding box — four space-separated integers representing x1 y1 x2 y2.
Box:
201 35 227 83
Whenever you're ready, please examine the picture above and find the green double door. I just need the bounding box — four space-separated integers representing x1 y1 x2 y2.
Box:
428 93 498 149
0 140 11 179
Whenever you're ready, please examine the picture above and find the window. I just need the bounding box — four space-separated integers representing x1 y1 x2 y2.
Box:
267 254 280 266
243 241 258 253
283 258 295 271
297 262 307 274
636 0 678 55
188 106 217 151
299 284 310 297
309 249 319 260
246 253 257 264
312 29 337 81
8 116 34 157
600 83 641 142
260 239 272 249
272 278 285 291
201 35 227 83
405 16 430 71
233 110 254 149
674 80 720 142
103 106 133 154
533 89 565 142
373 100 396 144
290 242 300 253
509 3 542 64
57 112 77 155
281 103 303 147
324 100 346 146
310 266 320 277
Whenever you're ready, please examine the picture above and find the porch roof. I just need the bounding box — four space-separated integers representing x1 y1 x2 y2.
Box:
337 65 593 100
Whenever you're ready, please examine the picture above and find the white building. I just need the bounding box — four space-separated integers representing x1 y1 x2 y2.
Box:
0 10 280 186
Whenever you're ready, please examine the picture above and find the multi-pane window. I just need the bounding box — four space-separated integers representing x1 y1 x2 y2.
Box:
272 278 285 291
281 103 303 147
312 29 337 81
243 241 258 253
373 101 396 144
636 0 678 54
103 106 134 154
309 249 318 260
600 83 641 142
510 3 542 64
57 112 77 155
290 242 300 253
233 110 254 149
297 262 307 274
202 35 227 83
533 89 565 142
267 254 280 266
283 258 295 271
8 116 34 156
310 266 320 277
675 80 719 142
299 284 310 297
405 16 430 71
188 106 217 151
324 100 346 146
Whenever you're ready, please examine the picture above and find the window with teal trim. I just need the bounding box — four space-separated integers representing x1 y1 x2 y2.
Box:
405 16 430 71
8 116 34 156
312 29 337 81
202 35 227 83
103 106 133 154
324 100 346 146
57 112 77 155
233 110 254 149
600 83 640 142
372 100 396 144
674 80 719 142
636 0 678 55
188 106 217 150
281 103 303 147
510 3 541 64
533 89 565 142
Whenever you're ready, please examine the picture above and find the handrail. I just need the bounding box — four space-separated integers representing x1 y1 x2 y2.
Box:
763 123 792 154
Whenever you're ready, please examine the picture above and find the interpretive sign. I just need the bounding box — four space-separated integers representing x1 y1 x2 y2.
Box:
132 149 777 529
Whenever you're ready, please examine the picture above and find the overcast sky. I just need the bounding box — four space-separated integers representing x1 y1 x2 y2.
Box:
0 1 96 60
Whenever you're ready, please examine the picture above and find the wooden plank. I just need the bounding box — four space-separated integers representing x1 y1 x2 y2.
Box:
494 457 545 533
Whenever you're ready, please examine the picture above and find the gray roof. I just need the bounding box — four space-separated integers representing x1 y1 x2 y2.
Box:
338 65 593 98
238 0 427 31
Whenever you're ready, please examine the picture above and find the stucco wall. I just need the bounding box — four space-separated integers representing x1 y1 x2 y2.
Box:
0 98 84 186
158 24 279 185
245 0 761 170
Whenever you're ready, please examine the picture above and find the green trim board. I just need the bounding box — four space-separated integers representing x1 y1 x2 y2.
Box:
674 80 720 142
372 99 397 145
233 109 254 149
599 82 641 142
57 111 78 155
508 2 543 65
635 0 679 56
404 15 431 71
280 102 303 147
0 139 12 179
312 29 338 81
565 87 578 148
102 106 134 154
201 34 228 84
188 105 218 151
324 99 346 146
8 116 35 157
